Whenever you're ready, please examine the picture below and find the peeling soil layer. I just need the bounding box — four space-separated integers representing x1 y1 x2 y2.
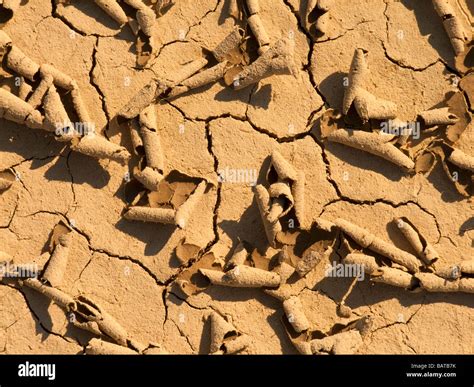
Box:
0 0 473 355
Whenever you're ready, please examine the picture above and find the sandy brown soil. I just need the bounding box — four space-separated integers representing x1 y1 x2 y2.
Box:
0 0 473 354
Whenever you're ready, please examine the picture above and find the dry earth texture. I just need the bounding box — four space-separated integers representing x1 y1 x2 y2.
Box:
0 0 473 355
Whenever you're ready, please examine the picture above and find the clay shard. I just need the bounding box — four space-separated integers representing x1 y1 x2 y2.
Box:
326 128 414 170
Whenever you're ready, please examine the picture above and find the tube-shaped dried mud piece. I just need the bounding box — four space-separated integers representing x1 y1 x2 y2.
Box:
247 14 270 52
6 46 39 81
342 48 369 115
0 87 43 128
255 184 282 247
459 278 474 293
43 85 74 138
225 241 248 270
71 87 92 127
213 28 244 63
168 61 230 98
418 107 459 126
327 129 414 170
283 296 310 333
246 0 260 14
134 167 163 191
221 334 250 354
85 338 138 355
335 218 421 273
172 58 209 85
119 81 158 119
175 180 207 229
71 135 130 163
371 267 416 289
27 75 53 109
460 260 474 274
140 127 164 170
311 330 363 355
22 278 76 310
209 312 238 354
124 206 175 224
353 88 398 121
447 148 474 172
0 170 15 191
434 263 461 280
0 31 12 49
268 182 294 222
200 266 281 288
40 64 77 91
223 265 281 287
269 150 299 182
74 296 129 346
94 0 128 25
432 0 471 55
128 119 143 154
415 273 460 292
42 232 71 287
232 38 296 90
136 6 156 37
344 253 379 275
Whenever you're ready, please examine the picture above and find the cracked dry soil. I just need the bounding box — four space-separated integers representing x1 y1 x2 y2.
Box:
0 0 473 354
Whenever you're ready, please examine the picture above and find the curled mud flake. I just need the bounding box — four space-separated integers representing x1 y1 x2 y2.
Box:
124 206 176 224
134 166 163 192
395 217 439 265
335 218 421 273
344 253 379 275
71 135 130 163
175 239 201 265
21 278 77 311
224 241 249 270
93 0 128 25
6 46 40 81
200 265 280 288
85 338 139 355
370 267 418 290
283 296 310 333
0 169 16 192
415 272 461 293
432 0 471 56
208 312 249 355
326 128 414 170
232 38 297 90
342 49 397 121
40 64 77 91
310 330 363 355
418 107 459 126
42 225 73 288
254 184 282 247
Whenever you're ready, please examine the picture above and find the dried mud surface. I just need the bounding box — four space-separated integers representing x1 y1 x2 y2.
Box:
0 0 473 354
